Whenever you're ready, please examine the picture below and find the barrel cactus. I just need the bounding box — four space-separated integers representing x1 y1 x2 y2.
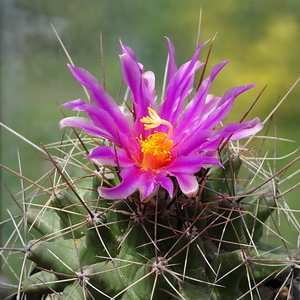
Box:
2 37 300 300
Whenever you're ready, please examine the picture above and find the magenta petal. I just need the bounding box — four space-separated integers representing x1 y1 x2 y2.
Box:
204 118 263 144
159 42 206 124
142 71 156 102
138 171 174 201
165 37 177 85
138 172 156 200
156 174 174 198
227 118 263 140
61 100 133 151
167 155 222 174
120 53 154 121
98 166 140 199
185 61 230 116
59 117 117 142
68 65 116 110
175 61 230 137
173 173 199 197
87 146 134 168
177 130 211 156
60 98 87 110
120 41 143 73
126 169 175 200
200 84 256 131
67 65 132 136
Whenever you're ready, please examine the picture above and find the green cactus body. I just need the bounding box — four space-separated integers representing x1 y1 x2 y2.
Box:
18 145 298 300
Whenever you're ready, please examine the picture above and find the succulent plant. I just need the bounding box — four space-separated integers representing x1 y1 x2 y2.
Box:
1 37 300 300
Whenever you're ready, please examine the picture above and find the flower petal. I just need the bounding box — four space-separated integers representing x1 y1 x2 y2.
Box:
138 171 174 201
167 154 222 174
59 116 117 142
165 37 177 86
120 52 155 124
61 98 88 110
175 60 230 138
159 42 206 124
143 71 156 103
226 118 263 140
87 146 134 168
120 41 143 73
98 166 140 199
199 84 256 131
67 65 132 137
172 173 199 197
60 99 136 151
178 117 263 156
177 130 211 156
138 171 157 201
156 173 174 198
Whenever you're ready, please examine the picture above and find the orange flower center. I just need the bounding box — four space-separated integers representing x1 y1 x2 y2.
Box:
139 108 174 170
140 132 174 169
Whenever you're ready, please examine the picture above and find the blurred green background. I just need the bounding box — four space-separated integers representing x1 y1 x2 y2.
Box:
1 0 300 287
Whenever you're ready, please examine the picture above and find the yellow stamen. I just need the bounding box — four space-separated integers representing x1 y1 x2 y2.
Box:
140 107 173 141
140 132 174 169
139 108 174 169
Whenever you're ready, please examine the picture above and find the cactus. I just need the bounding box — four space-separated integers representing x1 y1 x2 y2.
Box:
1 37 300 300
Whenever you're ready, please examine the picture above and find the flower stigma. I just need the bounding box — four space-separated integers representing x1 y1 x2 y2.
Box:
139 107 174 169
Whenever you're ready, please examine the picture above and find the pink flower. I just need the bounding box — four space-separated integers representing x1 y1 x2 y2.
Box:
59 38 263 201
